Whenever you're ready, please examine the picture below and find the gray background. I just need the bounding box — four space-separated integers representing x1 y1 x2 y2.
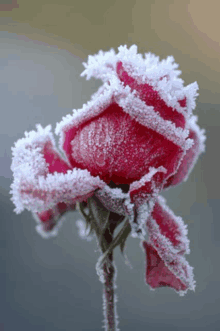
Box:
0 28 219 331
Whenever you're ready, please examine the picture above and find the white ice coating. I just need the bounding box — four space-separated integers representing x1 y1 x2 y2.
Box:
182 114 206 183
95 185 131 216
144 194 195 296
81 44 199 117
55 75 194 152
156 195 190 254
10 124 106 214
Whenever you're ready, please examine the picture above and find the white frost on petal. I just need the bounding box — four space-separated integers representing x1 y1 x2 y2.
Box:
81 48 117 81
12 168 106 214
10 124 54 213
81 44 199 116
117 91 193 150
56 77 194 151
130 166 167 196
10 125 106 214
94 184 132 216
146 200 196 295
189 114 206 152
156 195 190 254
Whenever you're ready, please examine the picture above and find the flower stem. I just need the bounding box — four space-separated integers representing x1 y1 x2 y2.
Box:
103 252 117 331
85 196 122 331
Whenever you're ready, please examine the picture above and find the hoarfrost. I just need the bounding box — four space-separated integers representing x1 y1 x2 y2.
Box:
81 44 199 116
10 124 106 214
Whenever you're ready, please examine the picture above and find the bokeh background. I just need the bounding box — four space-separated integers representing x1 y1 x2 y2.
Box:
1 1 220 330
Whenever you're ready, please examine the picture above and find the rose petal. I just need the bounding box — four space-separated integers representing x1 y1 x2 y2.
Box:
143 242 190 294
116 61 186 129
164 115 206 189
129 167 167 209
33 201 76 238
68 103 184 185
10 124 105 214
150 195 190 253
141 196 195 295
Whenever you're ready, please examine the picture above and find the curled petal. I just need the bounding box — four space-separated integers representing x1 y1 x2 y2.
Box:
81 44 199 123
33 201 76 239
128 167 167 239
142 196 195 295
142 242 194 295
149 196 190 253
14 168 105 214
164 115 206 189
116 61 186 129
10 124 105 214
129 166 167 209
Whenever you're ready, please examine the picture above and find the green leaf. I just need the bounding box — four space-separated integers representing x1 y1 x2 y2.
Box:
119 224 131 254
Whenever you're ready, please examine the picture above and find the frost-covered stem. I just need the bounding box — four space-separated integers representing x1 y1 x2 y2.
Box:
102 252 116 331
86 196 122 331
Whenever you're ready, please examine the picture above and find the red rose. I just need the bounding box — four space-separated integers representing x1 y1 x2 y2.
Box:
10 45 205 295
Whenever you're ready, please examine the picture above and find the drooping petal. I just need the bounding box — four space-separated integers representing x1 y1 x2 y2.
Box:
33 201 76 238
141 195 195 295
142 242 190 294
149 195 190 253
10 124 106 214
164 115 206 189
129 167 168 209
127 167 167 238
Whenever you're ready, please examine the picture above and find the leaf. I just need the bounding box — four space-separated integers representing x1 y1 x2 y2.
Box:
119 223 131 254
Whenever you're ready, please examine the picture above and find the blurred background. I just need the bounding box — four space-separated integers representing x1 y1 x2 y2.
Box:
0 1 219 330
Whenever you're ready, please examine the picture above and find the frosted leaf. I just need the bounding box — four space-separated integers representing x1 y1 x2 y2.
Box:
76 219 94 241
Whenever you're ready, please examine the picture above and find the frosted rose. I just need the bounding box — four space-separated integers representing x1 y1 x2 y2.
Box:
10 45 205 295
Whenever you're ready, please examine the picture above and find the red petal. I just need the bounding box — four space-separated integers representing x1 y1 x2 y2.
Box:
43 141 71 174
164 128 201 189
69 103 183 185
129 167 167 209
142 197 195 294
116 61 186 129
143 242 188 292
35 201 76 237
150 196 189 252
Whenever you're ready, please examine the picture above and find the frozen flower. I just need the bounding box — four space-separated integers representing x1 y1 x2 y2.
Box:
10 45 206 295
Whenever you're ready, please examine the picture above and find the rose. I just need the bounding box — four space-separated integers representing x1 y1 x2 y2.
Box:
10 45 205 296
